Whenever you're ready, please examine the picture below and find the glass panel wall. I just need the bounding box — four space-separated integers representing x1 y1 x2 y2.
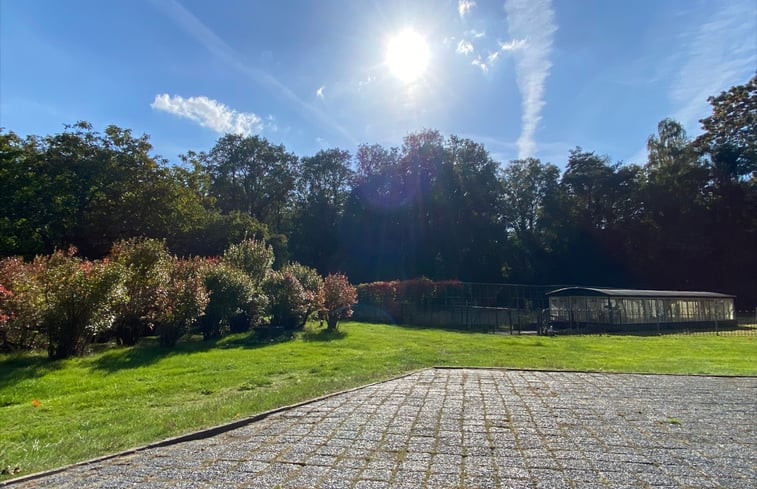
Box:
550 295 734 325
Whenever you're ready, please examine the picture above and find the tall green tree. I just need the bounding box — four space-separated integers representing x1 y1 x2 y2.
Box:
694 74 756 184
501 158 559 237
693 75 757 304
436 135 505 281
289 149 354 272
200 134 298 232
640 119 710 289
341 131 505 282
500 158 560 282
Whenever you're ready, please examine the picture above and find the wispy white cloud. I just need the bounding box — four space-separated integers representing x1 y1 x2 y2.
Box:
472 56 488 72
670 1 756 133
149 0 355 145
458 0 476 18
316 85 325 99
624 1 755 165
151 94 263 135
504 0 557 159
457 39 474 55
315 136 329 148
451 6 528 75
266 114 278 133
499 38 527 52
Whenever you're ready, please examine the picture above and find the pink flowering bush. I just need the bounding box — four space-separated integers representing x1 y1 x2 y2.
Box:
0 257 46 351
321 274 357 331
282 262 323 328
34 248 124 359
109 238 173 345
155 257 209 347
0 283 16 350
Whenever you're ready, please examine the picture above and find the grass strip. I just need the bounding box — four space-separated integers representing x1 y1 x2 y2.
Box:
1 321 755 478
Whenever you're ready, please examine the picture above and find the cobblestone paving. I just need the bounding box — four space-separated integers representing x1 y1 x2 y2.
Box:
8 369 756 488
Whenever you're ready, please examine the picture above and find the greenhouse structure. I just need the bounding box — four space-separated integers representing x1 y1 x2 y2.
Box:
546 287 735 330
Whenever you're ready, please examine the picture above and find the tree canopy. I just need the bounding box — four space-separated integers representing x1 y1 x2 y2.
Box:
1 76 755 307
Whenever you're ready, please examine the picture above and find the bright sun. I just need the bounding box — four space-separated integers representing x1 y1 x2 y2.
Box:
385 29 430 84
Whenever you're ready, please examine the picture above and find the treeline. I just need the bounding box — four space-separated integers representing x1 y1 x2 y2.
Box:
1 76 755 306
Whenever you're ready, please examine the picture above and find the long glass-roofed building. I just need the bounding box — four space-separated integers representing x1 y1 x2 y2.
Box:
546 287 735 329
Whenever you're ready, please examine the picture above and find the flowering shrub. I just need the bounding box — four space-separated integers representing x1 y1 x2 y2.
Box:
200 263 255 340
0 284 12 324
355 278 465 322
356 281 401 318
282 262 323 328
0 257 45 351
221 239 274 287
109 238 172 345
0 283 15 350
356 281 396 305
221 239 274 332
263 271 309 329
432 280 465 302
395 277 434 305
357 278 464 307
321 274 357 331
151 257 208 346
34 248 123 359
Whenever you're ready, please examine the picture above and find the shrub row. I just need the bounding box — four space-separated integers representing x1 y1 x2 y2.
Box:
357 278 465 311
0 238 357 358
354 278 465 322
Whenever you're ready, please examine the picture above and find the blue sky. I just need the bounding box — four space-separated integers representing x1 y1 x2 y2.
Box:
1 0 755 168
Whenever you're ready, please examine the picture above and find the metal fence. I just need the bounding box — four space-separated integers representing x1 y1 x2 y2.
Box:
352 280 757 337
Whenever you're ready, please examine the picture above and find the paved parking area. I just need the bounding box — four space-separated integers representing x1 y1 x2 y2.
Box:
7 368 756 488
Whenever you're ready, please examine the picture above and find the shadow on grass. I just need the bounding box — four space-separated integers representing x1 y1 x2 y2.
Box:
361 321 498 335
302 328 347 342
0 354 63 390
89 328 297 373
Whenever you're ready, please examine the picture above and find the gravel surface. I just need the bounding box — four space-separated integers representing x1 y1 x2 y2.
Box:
6 368 756 488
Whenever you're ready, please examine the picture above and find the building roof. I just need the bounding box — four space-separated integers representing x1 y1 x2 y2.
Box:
546 287 735 299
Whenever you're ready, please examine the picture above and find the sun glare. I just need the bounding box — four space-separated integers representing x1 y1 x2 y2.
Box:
385 29 430 84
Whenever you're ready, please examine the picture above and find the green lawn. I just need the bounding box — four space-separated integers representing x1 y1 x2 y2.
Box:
1 321 755 479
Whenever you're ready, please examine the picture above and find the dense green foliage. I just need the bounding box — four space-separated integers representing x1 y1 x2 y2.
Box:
263 270 312 330
1 322 755 478
1 76 755 306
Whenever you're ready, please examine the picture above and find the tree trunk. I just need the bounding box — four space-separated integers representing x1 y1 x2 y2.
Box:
326 315 338 331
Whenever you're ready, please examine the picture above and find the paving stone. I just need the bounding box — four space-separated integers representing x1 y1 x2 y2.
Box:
359 467 393 481
353 480 390 489
391 469 427 486
426 471 462 488
6 369 755 489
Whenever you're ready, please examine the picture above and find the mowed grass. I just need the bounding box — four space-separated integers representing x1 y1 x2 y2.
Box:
1 321 755 479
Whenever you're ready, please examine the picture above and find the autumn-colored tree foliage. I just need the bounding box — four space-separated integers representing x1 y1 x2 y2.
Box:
321 274 357 331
